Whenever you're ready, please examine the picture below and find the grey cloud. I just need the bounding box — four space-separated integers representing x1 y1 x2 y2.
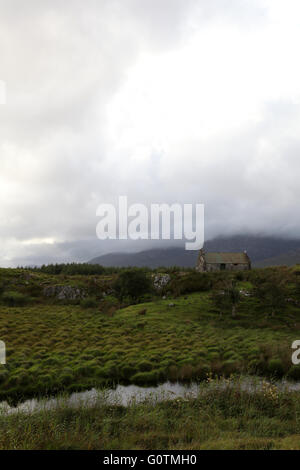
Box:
159 100 300 240
0 1 299 266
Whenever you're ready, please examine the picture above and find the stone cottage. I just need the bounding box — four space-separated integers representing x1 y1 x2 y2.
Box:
196 249 251 272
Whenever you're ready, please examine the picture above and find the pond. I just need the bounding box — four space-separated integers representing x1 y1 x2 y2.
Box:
1 378 300 415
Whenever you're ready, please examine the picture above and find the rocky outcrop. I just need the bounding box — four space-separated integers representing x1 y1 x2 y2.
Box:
43 285 86 300
153 274 171 290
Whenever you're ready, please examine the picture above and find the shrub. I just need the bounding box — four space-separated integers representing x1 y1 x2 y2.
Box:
2 291 29 307
114 269 152 301
25 284 42 298
253 275 287 317
170 273 211 296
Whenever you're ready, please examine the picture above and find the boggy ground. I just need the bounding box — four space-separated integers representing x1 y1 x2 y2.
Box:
1 378 300 450
0 265 299 402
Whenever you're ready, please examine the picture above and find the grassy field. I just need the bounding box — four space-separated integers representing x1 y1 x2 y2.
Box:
0 265 299 450
0 266 299 402
1 379 300 450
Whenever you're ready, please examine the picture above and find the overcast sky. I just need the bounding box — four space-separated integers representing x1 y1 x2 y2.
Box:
1 0 300 266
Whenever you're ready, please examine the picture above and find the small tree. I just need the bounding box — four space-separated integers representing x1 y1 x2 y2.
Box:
254 275 286 317
211 282 227 317
212 279 240 317
224 279 240 317
114 269 152 301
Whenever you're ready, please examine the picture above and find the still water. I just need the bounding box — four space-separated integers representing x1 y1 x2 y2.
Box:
1 378 300 415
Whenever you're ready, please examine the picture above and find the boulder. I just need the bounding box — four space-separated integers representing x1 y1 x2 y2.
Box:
153 273 171 290
43 285 86 300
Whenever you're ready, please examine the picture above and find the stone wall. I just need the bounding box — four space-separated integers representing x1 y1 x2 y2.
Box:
195 249 206 272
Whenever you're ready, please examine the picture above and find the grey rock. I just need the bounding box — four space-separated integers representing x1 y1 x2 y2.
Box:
43 285 86 300
153 273 171 290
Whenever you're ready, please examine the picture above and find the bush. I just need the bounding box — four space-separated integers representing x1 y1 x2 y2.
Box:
24 284 42 298
2 291 29 307
170 273 211 296
114 269 152 301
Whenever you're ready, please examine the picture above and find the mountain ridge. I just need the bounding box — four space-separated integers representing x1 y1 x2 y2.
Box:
88 235 300 268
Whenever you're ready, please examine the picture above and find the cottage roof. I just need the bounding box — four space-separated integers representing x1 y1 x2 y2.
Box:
204 252 249 264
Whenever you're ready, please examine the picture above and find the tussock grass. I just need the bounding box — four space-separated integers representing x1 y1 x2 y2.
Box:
0 266 299 401
1 379 300 449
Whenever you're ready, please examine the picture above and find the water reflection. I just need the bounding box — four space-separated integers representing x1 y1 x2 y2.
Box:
1 378 300 415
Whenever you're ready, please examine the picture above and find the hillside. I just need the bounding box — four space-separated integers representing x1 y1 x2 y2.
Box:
0 265 300 450
89 235 300 268
89 247 198 268
254 249 300 267
0 265 299 402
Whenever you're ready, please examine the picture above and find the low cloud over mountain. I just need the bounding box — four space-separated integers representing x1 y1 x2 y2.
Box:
1 1 300 266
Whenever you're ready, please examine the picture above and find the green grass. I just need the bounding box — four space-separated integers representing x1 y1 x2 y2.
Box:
1 380 300 449
0 266 299 449
0 273 299 401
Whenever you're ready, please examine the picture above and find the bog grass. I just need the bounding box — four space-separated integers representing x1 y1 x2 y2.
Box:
1 379 300 449
0 272 299 401
0 266 299 449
